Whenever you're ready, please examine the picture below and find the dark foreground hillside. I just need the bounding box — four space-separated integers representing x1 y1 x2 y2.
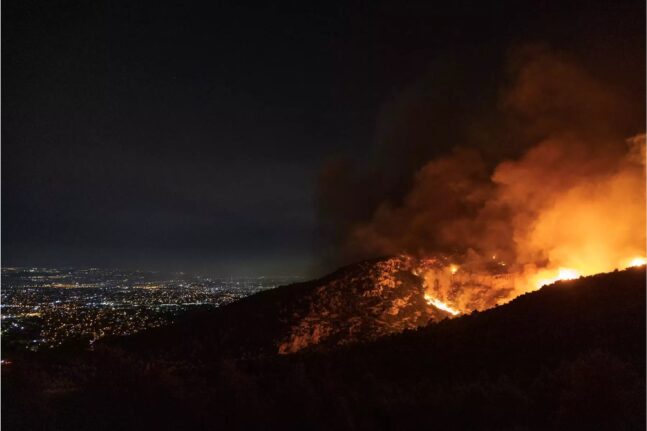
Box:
3 266 645 431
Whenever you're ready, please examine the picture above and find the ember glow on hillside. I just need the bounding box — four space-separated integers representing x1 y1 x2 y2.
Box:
506 132 646 294
385 133 646 315
406 250 646 318
423 293 460 315
322 49 646 316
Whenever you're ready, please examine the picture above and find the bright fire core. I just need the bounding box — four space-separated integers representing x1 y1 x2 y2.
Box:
370 133 646 318
417 254 646 319
424 293 460 316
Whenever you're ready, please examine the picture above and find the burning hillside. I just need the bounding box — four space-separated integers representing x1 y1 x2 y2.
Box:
6 265 645 431
318 47 646 307
280 251 645 353
278 257 440 353
105 255 575 356
278 251 645 354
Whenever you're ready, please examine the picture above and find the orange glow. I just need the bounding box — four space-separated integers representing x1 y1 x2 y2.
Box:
558 268 579 280
380 135 645 317
424 293 460 316
534 267 580 289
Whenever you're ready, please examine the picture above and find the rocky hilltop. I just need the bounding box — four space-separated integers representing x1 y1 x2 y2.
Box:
277 256 450 353
111 256 458 357
102 255 518 356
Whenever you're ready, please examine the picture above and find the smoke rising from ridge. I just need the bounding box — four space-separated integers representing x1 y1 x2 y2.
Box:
318 47 645 295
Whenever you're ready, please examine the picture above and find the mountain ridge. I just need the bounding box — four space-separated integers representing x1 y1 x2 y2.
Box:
110 256 454 357
4 263 645 431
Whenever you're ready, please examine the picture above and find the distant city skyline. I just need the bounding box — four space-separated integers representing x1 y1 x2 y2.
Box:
2 266 303 352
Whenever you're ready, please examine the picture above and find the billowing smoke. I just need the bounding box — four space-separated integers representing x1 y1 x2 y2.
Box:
318 46 645 299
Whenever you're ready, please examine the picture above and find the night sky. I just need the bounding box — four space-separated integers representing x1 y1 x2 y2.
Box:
3 0 644 276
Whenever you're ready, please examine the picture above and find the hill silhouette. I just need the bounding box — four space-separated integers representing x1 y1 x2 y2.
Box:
3 264 645 431
108 256 454 357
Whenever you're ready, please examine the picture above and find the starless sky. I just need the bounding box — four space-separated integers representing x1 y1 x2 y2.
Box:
2 0 644 276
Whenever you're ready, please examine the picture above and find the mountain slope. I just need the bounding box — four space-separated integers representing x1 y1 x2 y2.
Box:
113 256 453 357
3 265 645 431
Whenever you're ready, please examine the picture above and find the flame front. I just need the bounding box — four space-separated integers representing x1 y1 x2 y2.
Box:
424 293 460 316
331 54 645 320
628 257 647 267
415 252 646 318
419 133 645 315
533 268 580 289
352 133 645 316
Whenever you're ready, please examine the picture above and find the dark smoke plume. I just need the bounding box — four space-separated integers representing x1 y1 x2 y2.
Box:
317 46 645 282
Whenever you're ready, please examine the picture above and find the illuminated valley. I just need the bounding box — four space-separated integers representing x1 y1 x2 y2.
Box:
1 267 302 353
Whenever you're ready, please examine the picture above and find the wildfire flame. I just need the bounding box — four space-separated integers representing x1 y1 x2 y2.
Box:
330 55 646 321
534 267 580 289
355 132 645 317
424 293 460 316
413 252 646 319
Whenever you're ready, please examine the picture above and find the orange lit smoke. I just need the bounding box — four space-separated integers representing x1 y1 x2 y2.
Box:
497 132 646 295
328 49 646 315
